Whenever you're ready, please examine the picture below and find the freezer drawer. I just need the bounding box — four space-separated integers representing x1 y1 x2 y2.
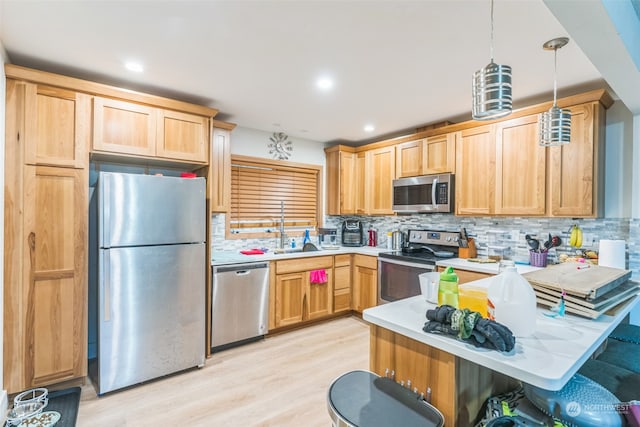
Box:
211 262 270 350
97 243 205 394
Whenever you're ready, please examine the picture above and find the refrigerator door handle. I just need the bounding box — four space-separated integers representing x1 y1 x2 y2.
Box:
101 173 111 246
104 251 111 322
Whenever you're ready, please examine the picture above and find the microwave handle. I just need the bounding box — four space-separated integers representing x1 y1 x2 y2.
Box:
431 177 438 208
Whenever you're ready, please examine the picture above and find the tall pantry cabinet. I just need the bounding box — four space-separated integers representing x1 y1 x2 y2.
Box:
4 79 90 393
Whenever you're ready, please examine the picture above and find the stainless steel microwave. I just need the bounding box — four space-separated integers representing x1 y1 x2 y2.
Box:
392 173 454 213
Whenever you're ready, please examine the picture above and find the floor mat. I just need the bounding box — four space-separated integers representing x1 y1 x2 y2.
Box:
45 387 81 427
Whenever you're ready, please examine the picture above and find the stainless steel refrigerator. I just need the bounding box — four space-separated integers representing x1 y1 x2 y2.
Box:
92 172 206 394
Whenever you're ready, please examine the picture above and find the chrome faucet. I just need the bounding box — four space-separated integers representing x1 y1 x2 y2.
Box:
278 201 287 249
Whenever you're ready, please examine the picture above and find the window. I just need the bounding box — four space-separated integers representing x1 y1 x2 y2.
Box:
228 155 322 239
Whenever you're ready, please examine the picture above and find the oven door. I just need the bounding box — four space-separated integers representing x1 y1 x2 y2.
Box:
377 258 435 304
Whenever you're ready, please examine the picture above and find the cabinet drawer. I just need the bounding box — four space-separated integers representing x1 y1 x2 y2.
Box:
334 265 351 291
334 254 351 267
334 289 351 312
353 254 377 270
275 256 333 274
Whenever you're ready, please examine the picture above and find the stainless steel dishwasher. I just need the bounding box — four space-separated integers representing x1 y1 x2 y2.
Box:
211 262 270 352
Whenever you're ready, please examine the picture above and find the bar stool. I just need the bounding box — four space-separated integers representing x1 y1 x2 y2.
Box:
327 370 444 427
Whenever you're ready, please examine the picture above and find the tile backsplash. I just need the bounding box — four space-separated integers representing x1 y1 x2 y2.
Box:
212 213 638 278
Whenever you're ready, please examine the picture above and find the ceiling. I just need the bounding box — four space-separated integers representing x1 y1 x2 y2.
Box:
0 1 636 145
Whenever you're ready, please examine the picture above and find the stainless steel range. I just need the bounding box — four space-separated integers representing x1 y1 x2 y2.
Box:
378 230 460 304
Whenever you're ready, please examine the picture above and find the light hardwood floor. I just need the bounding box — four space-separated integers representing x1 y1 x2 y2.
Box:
77 316 370 426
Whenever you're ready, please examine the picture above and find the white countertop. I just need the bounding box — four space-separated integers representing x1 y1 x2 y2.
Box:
363 292 640 391
211 245 386 265
436 258 543 275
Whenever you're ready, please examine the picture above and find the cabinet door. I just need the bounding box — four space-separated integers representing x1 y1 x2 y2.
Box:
274 272 306 328
340 151 357 214
333 264 352 313
495 115 546 215
549 103 601 217
23 84 90 168
210 127 231 212
355 151 367 214
308 268 333 320
455 125 496 215
93 97 157 157
395 139 423 178
423 133 455 174
157 110 209 163
352 255 378 313
24 166 88 388
368 146 395 215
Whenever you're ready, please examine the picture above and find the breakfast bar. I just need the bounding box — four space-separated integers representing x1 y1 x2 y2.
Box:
363 291 640 426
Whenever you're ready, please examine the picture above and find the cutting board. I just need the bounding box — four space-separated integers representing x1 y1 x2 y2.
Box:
522 262 632 300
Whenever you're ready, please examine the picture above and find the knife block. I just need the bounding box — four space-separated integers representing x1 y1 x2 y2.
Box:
459 238 477 259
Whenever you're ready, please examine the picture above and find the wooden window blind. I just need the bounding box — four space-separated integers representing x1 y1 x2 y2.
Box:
229 155 321 235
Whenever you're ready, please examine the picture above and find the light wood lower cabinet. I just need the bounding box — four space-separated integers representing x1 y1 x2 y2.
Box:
370 325 518 427
270 256 334 329
352 254 378 313
333 255 352 313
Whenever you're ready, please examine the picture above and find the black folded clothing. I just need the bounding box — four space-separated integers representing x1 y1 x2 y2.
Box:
423 305 516 352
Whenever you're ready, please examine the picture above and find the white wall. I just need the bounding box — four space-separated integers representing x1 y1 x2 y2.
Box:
604 101 634 218
230 126 326 167
0 32 8 414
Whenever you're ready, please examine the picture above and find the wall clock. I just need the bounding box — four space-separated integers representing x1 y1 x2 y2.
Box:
268 132 293 160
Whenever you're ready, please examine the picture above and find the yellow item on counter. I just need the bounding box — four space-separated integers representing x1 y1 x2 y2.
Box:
458 281 490 317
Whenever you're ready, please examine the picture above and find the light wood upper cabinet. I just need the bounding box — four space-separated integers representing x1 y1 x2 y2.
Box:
423 133 455 174
93 97 157 157
21 83 90 168
157 110 208 162
367 146 395 215
93 97 209 163
455 125 496 216
495 115 546 215
355 151 367 215
210 124 233 212
326 147 356 215
548 102 603 217
395 139 423 178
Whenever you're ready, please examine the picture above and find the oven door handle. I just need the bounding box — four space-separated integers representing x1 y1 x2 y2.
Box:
378 258 436 270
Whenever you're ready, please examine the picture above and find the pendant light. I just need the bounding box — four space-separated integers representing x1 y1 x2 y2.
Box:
472 0 512 121
539 37 571 147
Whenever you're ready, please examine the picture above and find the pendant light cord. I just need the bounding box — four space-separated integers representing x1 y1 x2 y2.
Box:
490 0 494 62
553 47 558 106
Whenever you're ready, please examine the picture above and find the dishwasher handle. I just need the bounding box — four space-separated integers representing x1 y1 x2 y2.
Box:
235 270 251 276
214 262 269 274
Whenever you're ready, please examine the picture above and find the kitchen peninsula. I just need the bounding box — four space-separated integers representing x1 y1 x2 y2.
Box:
363 291 640 427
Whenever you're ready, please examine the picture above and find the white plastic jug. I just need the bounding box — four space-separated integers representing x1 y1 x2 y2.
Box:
487 266 537 337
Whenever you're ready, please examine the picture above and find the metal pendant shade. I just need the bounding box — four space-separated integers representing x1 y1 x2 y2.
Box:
539 37 571 147
472 0 513 121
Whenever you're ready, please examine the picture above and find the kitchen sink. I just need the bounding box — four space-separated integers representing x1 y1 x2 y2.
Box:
273 243 321 255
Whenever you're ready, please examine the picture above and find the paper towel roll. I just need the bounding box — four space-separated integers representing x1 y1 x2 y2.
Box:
598 239 626 269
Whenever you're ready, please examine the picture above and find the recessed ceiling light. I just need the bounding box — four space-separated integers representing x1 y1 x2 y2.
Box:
364 124 375 132
316 77 334 90
125 61 144 73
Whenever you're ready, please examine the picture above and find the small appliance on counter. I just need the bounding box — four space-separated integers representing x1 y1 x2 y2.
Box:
342 220 364 247
318 227 339 248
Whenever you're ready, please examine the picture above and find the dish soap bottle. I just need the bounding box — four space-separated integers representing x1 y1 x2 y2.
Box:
303 229 310 245
487 266 537 337
438 266 459 308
